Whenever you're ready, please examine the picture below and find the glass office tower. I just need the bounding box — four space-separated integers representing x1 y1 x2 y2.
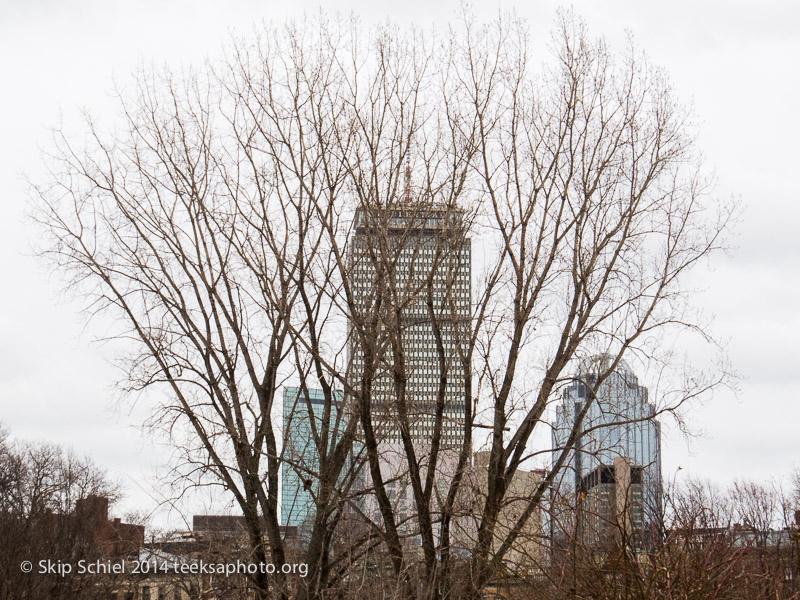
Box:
552 356 661 550
281 387 345 532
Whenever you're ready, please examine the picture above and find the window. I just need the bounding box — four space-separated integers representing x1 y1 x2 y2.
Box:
631 466 643 484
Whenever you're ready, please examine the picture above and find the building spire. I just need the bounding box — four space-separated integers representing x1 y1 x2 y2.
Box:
404 162 412 203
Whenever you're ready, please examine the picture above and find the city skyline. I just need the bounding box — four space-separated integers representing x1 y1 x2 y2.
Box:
1 0 797 528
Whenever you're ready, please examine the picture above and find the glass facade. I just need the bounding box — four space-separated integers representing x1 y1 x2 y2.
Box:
281 387 345 532
552 357 662 548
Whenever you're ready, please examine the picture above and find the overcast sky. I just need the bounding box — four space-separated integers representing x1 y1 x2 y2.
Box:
1 0 798 525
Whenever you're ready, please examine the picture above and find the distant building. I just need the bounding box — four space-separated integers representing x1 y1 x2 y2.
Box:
345 197 473 555
348 202 471 447
454 452 546 575
193 514 297 544
47 495 144 556
42 496 146 600
117 548 202 600
576 456 645 551
281 386 346 533
552 356 661 553
124 517 299 600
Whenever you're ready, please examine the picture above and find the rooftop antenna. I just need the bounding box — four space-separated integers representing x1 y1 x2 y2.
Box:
404 162 412 203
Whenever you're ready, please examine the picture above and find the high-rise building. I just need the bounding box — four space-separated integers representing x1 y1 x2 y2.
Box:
281 387 345 533
551 356 661 552
282 198 472 539
348 202 471 447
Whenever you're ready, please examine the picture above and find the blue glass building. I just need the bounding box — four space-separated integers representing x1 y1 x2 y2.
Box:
281 387 345 533
552 356 662 550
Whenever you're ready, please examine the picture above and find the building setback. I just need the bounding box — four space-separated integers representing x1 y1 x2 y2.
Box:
552 356 662 553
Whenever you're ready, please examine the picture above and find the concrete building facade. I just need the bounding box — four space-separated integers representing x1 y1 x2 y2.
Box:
454 452 546 575
348 203 471 447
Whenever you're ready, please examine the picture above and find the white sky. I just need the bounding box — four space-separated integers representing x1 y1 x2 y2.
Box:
1 0 798 526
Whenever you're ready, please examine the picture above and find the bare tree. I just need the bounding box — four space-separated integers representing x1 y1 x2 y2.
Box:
33 11 733 600
539 477 799 600
0 427 123 600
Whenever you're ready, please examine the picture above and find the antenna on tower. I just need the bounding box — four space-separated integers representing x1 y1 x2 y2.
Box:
404 162 412 203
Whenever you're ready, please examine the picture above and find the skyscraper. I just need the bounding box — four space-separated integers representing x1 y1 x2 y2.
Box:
552 356 661 552
282 197 472 539
281 387 345 533
348 202 471 447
